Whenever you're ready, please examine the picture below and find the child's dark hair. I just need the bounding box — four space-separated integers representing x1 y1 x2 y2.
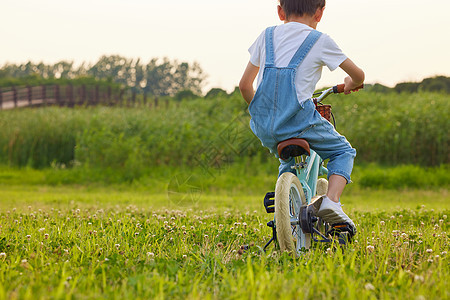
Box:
279 0 325 17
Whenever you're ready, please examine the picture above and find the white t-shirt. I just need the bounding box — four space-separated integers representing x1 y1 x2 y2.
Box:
249 22 347 104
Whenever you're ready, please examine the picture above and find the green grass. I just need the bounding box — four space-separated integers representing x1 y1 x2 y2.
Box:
0 91 448 174
0 181 448 299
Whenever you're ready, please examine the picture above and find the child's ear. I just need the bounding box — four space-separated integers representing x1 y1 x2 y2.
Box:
277 5 286 21
314 6 325 22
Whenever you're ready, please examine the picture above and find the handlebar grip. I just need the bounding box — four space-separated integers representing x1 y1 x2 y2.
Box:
333 84 364 94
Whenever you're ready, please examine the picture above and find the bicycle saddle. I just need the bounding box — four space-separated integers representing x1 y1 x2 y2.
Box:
277 138 310 160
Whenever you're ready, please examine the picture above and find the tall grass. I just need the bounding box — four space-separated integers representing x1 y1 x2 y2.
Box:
0 92 448 179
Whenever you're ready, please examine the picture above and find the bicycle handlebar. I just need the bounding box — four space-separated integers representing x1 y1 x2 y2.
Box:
333 84 364 94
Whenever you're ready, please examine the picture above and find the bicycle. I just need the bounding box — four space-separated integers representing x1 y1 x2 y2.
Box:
262 84 362 255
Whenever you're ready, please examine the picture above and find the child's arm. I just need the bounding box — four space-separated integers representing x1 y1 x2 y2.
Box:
339 58 365 94
239 62 260 104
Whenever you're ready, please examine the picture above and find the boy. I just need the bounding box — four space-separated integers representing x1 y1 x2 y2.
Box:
239 0 364 231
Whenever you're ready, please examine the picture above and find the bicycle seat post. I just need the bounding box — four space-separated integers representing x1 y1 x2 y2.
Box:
291 155 307 174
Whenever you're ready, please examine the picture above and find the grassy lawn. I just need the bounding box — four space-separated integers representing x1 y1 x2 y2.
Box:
0 181 448 299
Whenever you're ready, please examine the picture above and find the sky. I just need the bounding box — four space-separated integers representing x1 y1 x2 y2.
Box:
1 0 450 93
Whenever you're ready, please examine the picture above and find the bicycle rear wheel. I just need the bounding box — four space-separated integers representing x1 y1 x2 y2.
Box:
275 172 310 254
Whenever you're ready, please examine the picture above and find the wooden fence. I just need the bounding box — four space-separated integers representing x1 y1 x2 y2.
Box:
0 84 161 110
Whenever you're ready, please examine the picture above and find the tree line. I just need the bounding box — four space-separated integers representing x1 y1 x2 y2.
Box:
367 76 450 94
1 56 449 97
0 55 206 97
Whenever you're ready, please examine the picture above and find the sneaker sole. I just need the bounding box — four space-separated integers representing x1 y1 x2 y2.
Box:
317 208 354 227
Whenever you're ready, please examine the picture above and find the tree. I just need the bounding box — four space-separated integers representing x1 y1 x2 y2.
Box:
143 58 206 97
205 88 228 99
419 76 450 93
0 56 207 96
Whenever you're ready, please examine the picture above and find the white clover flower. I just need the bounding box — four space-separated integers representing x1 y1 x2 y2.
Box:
38 228 45 232
326 248 333 255
427 258 433 263
44 233 49 239
182 255 187 259
115 244 120 249
0 253 6 258
443 215 447 219
26 235 31 239
364 283 375 291
366 245 375 253
380 221 385 226
147 252 154 257
426 249 433 253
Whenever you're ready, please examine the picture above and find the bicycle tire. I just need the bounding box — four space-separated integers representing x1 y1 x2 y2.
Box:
275 172 310 254
316 178 328 196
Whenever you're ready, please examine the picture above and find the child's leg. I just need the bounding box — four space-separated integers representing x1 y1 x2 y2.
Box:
327 174 347 203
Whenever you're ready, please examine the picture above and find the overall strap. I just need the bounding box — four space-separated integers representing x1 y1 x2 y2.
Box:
264 26 276 67
287 30 322 68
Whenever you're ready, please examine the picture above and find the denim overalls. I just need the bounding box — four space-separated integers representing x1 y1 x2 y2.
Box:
248 26 356 183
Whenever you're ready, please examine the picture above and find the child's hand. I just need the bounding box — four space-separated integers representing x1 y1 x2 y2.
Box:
340 59 365 94
343 76 362 95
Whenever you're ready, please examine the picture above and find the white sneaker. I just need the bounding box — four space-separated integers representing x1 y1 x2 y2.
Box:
317 196 356 232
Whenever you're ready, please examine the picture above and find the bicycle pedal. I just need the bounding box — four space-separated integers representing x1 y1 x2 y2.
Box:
328 223 356 237
263 192 275 213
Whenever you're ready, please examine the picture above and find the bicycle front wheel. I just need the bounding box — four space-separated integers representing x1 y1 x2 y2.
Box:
275 172 311 254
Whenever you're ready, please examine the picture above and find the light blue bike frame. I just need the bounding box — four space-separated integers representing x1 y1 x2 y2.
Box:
293 150 328 205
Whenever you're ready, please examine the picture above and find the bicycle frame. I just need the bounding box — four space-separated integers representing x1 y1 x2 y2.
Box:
263 84 363 252
292 151 327 205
